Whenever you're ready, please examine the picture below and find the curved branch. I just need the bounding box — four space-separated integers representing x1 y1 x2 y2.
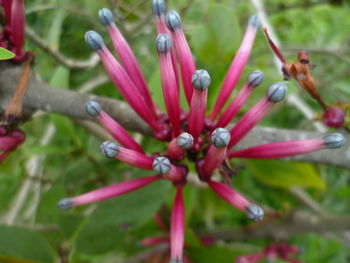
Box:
1 62 349 169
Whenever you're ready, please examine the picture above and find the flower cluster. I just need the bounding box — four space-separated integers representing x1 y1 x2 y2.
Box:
236 242 302 263
57 1 345 262
0 0 27 62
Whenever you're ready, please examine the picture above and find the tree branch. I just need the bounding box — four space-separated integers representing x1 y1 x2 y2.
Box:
25 27 100 70
1 62 349 169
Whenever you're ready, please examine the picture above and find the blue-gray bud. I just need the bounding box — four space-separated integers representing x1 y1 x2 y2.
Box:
152 156 171 174
152 0 166 16
192 70 211 91
169 259 183 263
323 133 345 149
165 10 181 32
98 8 115 26
267 82 287 102
211 128 231 148
246 204 264 221
100 141 120 158
248 70 264 88
85 31 105 51
248 14 260 28
85 101 102 117
156 34 172 53
57 198 73 211
176 132 194 149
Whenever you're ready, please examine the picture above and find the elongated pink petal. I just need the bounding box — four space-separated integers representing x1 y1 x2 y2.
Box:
167 132 194 161
153 0 180 92
156 34 181 136
2 0 13 22
10 0 25 58
210 15 260 121
57 175 161 210
100 141 153 170
229 133 345 159
166 10 196 105
170 186 185 262
197 128 230 179
84 31 163 134
99 8 157 116
85 101 144 153
188 70 211 144
207 180 264 221
215 71 264 129
0 136 20 151
228 82 287 149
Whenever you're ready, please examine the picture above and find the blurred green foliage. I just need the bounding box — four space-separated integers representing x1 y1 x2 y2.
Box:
1 0 350 262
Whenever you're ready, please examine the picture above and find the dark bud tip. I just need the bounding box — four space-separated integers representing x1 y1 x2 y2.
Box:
165 10 181 32
85 101 102 117
211 128 231 147
246 204 264 221
176 132 194 149
248 70 264 88
152 0 166 16
85 31 105 51
98 8 115 26
267 82 287 102
323 133 345 149
152 156 171 174
100 141 120 158
156 34 172 53
57 198 73 211
248 14 260 28
192 69 211 91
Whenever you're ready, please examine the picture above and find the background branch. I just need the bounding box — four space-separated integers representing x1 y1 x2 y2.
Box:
1 62 349 169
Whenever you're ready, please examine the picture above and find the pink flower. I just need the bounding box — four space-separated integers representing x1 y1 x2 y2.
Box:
57 1 345 261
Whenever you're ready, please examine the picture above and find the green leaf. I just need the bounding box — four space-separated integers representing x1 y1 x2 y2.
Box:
246 160 326 190
49 66 70 89
0 47 15 60
74 179 171 255
0 225 55 263
207 4 241 59
187 245 243 263
190 4 241 65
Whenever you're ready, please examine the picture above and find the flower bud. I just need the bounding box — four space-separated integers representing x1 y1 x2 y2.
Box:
100 141 120 158
211 128 230 148
152 0 166 16
165 10 181 32
267 82 287 102
248 70 264 88
98 8 115 26
85 101 102 117
57 198 73 211
248 14 260 28
323 133 345 149
176 132 194 149
152 156 171 174
156 33 172 53
192 70 211 91
85 31 105 51
246 204 264 221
